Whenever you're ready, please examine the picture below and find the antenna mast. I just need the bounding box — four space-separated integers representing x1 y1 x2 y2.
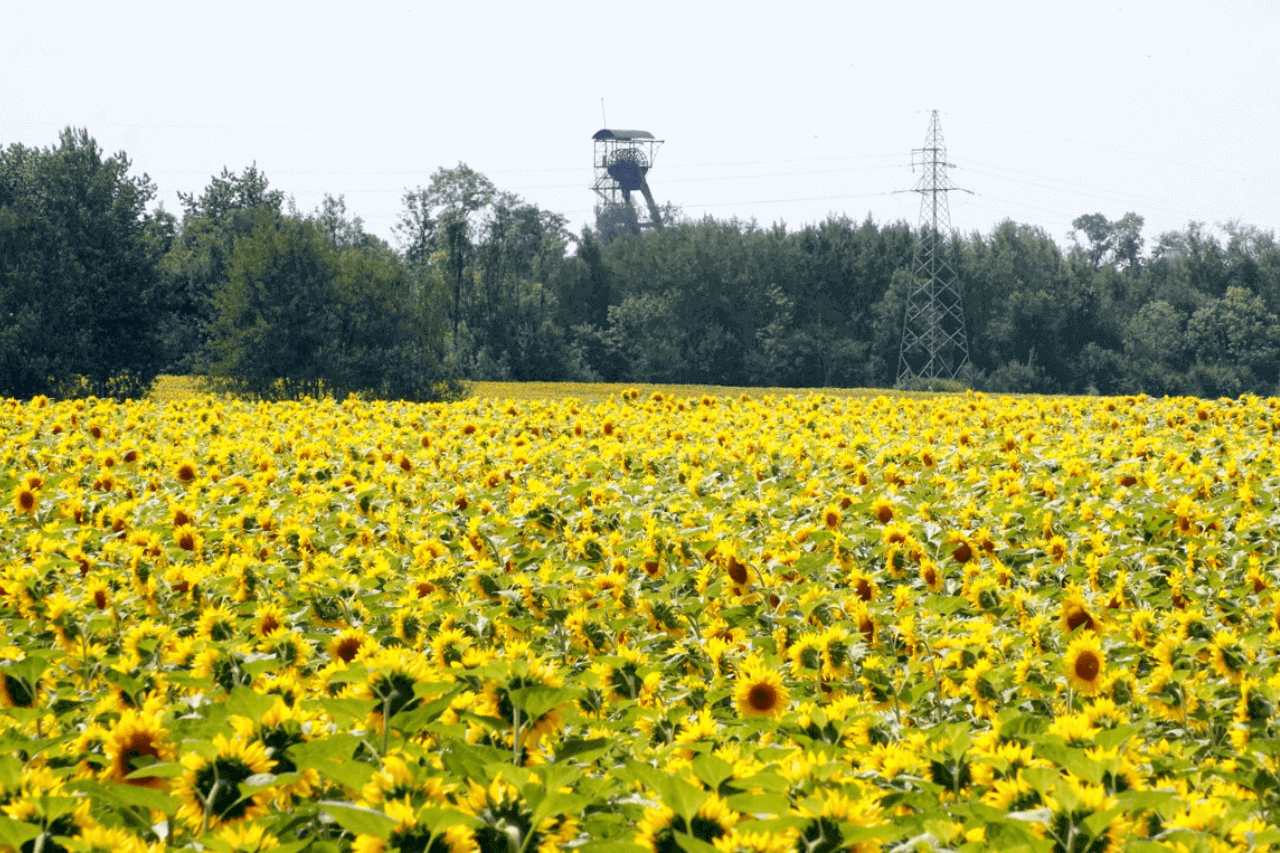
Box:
897 110 971 385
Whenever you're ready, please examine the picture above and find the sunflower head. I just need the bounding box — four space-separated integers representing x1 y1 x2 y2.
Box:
13 484 37 515
104 707 174 788
871 498 895 525
174 734 275 828
734 656 789 719
1209 630 1250 684
328 627 376 664
462 774 577 853
1064 634 1106 695
1061 596 1099 634
919 559 945 593
636 792 739 852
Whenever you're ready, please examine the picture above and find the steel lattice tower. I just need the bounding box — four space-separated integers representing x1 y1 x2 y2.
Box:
897 110 970 384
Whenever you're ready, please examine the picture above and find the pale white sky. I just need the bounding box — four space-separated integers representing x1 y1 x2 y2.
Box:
4 0 1276 251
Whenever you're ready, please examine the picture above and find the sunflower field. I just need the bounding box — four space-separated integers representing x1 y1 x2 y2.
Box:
4 387 1280 853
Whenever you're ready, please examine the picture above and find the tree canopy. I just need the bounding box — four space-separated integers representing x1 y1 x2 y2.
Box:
6 128 1280 401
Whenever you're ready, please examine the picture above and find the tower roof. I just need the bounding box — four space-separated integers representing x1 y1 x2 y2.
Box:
592 129 656 141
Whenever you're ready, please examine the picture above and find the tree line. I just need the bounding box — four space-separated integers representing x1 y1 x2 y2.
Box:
4 127 1279 400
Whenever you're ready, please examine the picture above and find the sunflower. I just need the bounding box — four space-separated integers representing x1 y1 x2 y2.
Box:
1063 633 1106 695
392 609 426 647
169 504 195 528
358 753 457 809
174 460 199 482
213 822 282 853
818 625 854 681
793 787 885 853
1061 595 1100 634
636 792 739 853
346 648 436 731
461 775 579 853
430 626 474 668
787 634 824 678
591 645 651 702
0 669 37 709
252 602 288 639
734 656 789 719
847 572 877 603
228 699 321 805
74 824 155 853
13 484 37 515
870 498 895 525
103 707 175 788
1043 777 1122 853
173 524 204 554
173 734 276 828
1209 630 1250 684
85 577 112 612
196 602 238 643
328 627 377 664
708 828 798 852
475 657 567 748
919 559 945 594
981 774 1041 812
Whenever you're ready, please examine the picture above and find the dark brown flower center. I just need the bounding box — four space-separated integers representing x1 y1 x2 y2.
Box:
1074 651 1100 682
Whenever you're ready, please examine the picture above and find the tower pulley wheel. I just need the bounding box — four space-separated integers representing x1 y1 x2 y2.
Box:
605 147 650 187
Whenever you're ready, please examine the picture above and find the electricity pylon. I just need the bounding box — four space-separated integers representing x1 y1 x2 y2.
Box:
897 110 971 384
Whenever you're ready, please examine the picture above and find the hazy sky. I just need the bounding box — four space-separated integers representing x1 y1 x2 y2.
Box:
4 0 1276 251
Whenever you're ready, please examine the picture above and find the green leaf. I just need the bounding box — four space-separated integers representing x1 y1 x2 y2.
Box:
921 594 969 615
726 773 790 793
101 668 145 700
1124 843 1182 853
1113 789 1177 813
1081 806 1126 838
319 801 397 839
841 824 902 844
554 737 610 763
318 697 376 722
125 761 184 781
792 551 833 574
674 834 720 853
574 843 649 853
388 690 459 734
1020 766 1060 795
724 792 790 817
441 743 507 784
624 759 706 823
1092 724 1138 750
0 756 22 790
691 753 734 791
507 685 578 721
286 733 361 769
529 791 587 831
314 760 376 792
734 816 810 835
0 817 41 851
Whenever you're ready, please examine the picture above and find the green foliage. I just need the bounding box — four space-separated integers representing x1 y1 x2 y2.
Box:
8 128 1280 401
0 128 166 399
206 212 459 402
896 376 969 393
1186 285 1280 388
159 164 285 372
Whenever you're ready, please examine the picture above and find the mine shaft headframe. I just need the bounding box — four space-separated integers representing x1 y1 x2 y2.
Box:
592 128 664 230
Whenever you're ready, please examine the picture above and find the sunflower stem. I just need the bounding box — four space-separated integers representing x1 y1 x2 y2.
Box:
512 701 524 766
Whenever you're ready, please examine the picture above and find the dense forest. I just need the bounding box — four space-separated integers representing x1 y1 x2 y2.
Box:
4 128 1280 400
